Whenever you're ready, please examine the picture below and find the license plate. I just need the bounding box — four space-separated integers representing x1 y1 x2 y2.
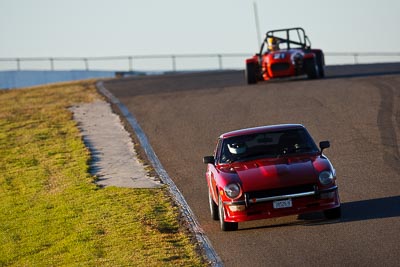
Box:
273 199 292 209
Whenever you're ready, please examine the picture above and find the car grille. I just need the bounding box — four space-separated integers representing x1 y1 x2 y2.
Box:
246 184 315 200
271 63 290 72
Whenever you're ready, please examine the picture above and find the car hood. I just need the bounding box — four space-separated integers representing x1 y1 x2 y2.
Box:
229 155 323 192
265 49 304 62
267 49 304 56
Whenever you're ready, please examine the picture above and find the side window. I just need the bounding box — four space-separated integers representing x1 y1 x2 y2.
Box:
219 139 232 163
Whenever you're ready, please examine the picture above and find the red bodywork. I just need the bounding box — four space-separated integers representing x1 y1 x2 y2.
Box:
245 27 325 84
204 124 340 230
246 49 322 80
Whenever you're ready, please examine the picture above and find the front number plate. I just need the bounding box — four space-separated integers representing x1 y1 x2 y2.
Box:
273 199 292 209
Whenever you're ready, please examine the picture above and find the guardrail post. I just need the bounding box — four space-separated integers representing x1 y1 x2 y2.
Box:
84 58 89 71
17 58 21 71
218 54 223 70
50 58 54 71
354 53 359 64
128 56 133 71
172 55 176 72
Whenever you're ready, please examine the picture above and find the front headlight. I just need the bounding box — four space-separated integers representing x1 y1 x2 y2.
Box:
319 171 334 185
224 184 242 199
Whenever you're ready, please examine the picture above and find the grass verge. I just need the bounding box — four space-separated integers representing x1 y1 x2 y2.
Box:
0 81 205 266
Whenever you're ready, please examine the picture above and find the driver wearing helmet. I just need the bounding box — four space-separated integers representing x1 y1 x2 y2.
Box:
228 142 247 155
267 37 280 51
221 141 247 163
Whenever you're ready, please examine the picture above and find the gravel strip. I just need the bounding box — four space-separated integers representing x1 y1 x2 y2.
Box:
70 100 161 188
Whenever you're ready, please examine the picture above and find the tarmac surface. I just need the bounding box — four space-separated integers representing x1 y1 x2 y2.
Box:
102 63 400 266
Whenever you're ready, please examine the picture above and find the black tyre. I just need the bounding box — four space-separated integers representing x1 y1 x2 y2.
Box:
315 51 325 78
209 189 219 221
218 195 238 231
324 206 342 220
305 58 319 79
245 63 257 84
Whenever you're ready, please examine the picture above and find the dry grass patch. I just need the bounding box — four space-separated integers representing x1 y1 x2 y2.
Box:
0 81 205 266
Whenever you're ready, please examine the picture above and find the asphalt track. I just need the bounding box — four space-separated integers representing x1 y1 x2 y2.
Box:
104 63 400 266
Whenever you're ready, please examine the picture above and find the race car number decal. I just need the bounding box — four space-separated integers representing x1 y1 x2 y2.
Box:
273 53 286 59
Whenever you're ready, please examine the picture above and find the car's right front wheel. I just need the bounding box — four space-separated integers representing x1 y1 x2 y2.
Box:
209 189 219 221
218 195 238 231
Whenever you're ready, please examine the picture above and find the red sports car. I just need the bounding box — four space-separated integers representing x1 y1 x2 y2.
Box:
245 27 325 84
203 124 341 231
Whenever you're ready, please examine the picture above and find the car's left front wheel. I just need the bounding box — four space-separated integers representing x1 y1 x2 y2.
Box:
245 63 257 84
305 58 319 79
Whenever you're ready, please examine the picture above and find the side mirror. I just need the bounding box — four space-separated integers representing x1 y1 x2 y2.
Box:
319 141 330 154
203 156 215 164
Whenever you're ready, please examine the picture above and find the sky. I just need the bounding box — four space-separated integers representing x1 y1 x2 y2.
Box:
1 0 399 70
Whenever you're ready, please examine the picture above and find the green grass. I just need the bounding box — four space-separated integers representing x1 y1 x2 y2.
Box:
0 81 204 266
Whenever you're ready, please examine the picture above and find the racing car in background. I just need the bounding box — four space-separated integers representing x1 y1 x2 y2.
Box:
245 27 325 84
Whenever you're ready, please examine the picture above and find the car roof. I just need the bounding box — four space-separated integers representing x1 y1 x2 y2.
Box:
219 124 305 139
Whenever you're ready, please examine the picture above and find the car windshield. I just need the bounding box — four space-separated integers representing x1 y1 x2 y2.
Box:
219 129 319 163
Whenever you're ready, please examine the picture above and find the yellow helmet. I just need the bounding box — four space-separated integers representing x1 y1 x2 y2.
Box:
267 37 279 51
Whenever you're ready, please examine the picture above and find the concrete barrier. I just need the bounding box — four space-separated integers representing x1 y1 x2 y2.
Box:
0 70 116 89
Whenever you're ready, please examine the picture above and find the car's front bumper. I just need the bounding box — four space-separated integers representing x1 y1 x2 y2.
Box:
222 186 340 222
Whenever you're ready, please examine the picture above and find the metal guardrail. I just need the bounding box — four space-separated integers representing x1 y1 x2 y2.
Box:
1 52 400 72
325 52 400 65
0 54 248 72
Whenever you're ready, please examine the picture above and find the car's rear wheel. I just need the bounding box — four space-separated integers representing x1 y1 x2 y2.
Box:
324 206 342 220
245 63 257 84
209 189 219 221
218 195 238 231
305 58 319 79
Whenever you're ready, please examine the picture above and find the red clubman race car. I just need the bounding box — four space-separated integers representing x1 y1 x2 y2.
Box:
203 124 341 231
245 27 325 84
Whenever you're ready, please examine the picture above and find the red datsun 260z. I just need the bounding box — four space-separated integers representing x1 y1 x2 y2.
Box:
245 27 325 84
203 124 341 231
